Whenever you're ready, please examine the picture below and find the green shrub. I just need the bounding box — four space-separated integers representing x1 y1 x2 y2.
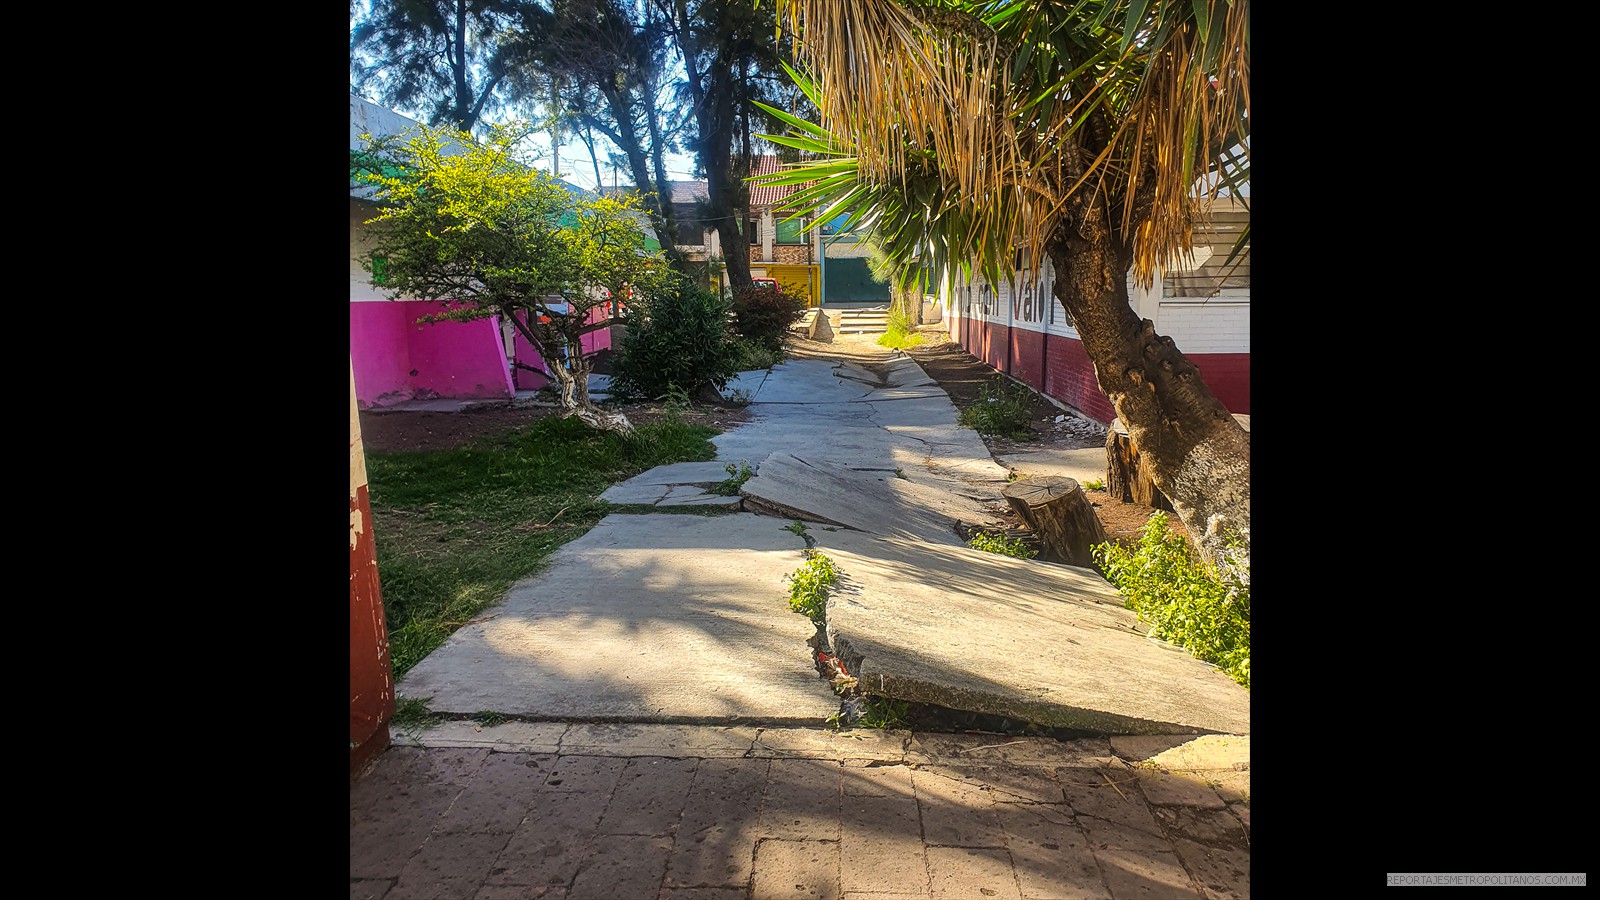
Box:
611 281 740 400
786 549 838 622
730 283 808 352
1093 512 1250 688
729 336 784 372
967 531 1038 559
876 305 925 349
957 376 1037 440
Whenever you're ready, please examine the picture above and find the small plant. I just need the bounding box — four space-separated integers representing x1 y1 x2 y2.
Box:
712 460 755 495
783 520 809 536
391 696 439 730
967 530 1038 559
876 304 925 350
958 376 1037 440
471 710 508 727
1094 511 1250 688
855 697 912 729
785 549 838 622
1083 477 1106 491
725 387 753 407
729 336 785 372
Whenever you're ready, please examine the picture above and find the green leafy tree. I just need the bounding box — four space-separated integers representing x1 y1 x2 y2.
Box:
350 0 547 136
755 0 1250 574
353 121 671 433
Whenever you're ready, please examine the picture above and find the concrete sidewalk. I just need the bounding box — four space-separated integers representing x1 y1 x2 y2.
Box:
352 723 1250 899
356 342 1251 897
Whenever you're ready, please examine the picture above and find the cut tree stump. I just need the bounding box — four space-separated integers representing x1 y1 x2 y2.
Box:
1001 476 1108 568
1105 421 1174 511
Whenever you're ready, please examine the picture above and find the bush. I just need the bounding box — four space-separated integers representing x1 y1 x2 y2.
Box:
729 336 784 372
957 376 1037 440
611 281 740 401
1093 512 1250 688
876 305 925 349
730 284 808 352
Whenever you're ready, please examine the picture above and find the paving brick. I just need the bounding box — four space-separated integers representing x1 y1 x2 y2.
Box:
925 765 1064 805
840 793 927 894
566 834 673 900
540 755 630 792
904 733 1010 766
1229 806 1248 836
665 758 770 888
598 757 700 836
351 782 464 880
1056 768 1162 838
841 764 915 799
996 804 1109 900
437 752 555 834
1202 771 1249 806
759 759 842 840
926 846 1022 900
1171 838 1249 900
389 831 512 900
751 839 841 900
1149 807 1249 851
363 746 490 787
1108 736 1247 772
841 893 931 900
1079 821 1199 900
753 727 908 762
484 779 617 889
659 888 748 900
1134 772 1225 810
473 884 566 899
912 767 1006 848
350 879 393 900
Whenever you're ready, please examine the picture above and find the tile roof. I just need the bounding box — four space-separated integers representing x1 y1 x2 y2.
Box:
747 155 812 209
667 180 708 204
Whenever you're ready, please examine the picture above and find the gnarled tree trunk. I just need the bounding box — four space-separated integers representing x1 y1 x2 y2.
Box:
1046 201 1249 577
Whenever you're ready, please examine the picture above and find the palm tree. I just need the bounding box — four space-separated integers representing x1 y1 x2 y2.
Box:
754 0 1250 575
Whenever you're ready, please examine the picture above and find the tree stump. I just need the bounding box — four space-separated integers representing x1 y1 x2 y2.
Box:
1001 476 1108 568
1105 421 1174 511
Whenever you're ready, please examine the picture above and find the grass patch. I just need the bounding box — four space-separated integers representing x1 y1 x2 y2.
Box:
366 415 719 680
967 531 1038 559
785 549 838 622
391 696 439 730
876 306 926 349
957 376 1037 440
1093 511 1250 688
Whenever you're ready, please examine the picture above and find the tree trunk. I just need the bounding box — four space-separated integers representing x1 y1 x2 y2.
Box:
1045 202 1249 577
1002 476 1107 568
1104 422 1174 511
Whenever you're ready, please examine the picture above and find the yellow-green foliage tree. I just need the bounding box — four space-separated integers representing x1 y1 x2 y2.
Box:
354 122 671 432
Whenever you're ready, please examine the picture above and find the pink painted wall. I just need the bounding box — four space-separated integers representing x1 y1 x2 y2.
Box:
509 304 616 391
349 300 515 407
951 313 1249 420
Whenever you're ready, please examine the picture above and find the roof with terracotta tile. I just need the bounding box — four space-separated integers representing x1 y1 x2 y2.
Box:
747 155 812 209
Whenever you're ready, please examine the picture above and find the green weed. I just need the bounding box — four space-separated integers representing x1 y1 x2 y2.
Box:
967 531 1038 559
785 550 838 623
712 460 755 496
958 376 1037 440
1094 512 1250 688
1083 477 1106 491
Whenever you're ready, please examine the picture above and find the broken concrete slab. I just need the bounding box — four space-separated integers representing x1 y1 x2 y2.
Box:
397 513 840 723
994 447 1109 485
810 529 1249 736
739 452 1007 545
656 486 743 508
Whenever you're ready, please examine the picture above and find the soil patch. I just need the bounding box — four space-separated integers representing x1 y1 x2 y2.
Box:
359 398 752 454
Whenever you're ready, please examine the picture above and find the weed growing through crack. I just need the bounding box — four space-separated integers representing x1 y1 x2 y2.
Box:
785 549 837 622
471 710 508 727
392 696 439 730
712 460 755 495
783 520 808 536
967 531 1039 559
